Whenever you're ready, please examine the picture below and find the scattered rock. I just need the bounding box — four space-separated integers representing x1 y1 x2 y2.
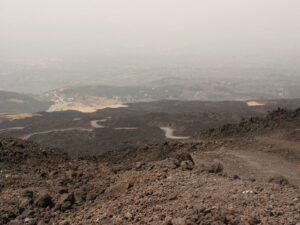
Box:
1 132 300 225
135 161 144 169
249 178 256 182
124 212 133 220
171 217 186 225
65 170 77 179
37 221 47 225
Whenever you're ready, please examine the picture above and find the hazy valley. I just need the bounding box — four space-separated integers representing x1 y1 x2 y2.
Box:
1 0 300 224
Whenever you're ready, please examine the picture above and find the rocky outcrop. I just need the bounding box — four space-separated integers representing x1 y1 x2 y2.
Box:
198 107 300 138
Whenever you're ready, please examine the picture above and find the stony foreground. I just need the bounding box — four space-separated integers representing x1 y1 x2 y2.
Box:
1 136 300 225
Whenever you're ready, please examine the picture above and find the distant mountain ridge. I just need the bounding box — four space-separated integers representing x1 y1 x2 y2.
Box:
0 90 52 113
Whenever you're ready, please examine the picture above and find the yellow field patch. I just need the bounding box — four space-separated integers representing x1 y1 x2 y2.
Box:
0 113 42 120
47 102 128 113
246 101 265 106
7 98 25 103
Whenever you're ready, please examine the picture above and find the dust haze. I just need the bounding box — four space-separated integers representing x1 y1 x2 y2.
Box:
0 0 299 93
2 3 300 222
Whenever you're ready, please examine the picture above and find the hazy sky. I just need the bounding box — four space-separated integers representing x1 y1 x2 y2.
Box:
0 0 299 68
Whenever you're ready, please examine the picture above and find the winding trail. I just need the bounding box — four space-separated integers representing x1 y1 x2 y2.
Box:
2 121 189 142
0 127 24 134
90 120 105 128
160 127 190 140
20 128 93 140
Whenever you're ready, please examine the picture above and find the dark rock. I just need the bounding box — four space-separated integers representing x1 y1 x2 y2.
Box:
40 172 48 178
171 159 180 169
19 197 33 210
86 192 97 201
57 193 75 212
35 192 54 208
173 151 194 164
21 209 35 218
268 175 289 185
74 190 87 203
180 160 194 170
201 162 224 174
248 217 261 225
22 190 34 199
232 175 240 180
58 188 69 194
49 171 59 178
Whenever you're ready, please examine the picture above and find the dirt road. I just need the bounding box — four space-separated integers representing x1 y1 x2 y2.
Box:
192 135 300 187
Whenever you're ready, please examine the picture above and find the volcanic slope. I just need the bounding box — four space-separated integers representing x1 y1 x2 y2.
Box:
1 108 300 225
2 99 300 156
